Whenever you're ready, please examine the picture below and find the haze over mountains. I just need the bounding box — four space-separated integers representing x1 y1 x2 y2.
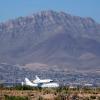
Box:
0 10 100 72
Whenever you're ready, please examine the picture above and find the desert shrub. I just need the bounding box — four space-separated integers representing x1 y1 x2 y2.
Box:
14 85 33 90
98 97 100 100
0 83 4 89
71 93 79 100
4 95 29 100
42 88 55 95
82 87 92 93
90 95 96 99
55 87 64 93
96 87 100 92
36 87 42 92
37 96 44 100
55 94 66 100
83 97 90 100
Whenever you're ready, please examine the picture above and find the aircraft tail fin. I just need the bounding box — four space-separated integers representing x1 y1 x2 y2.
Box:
25 78 33 85
35 75 40 80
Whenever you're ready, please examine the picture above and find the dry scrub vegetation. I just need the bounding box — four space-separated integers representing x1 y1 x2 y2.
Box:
0 85 100 100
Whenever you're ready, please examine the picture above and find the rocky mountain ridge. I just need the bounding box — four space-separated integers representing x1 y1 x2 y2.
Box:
0 11 100 71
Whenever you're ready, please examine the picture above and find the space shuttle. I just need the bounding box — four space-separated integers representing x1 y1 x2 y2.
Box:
22 75 59 88
33 75 53 84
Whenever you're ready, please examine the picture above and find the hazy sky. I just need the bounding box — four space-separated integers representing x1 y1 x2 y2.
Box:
0 0 100 22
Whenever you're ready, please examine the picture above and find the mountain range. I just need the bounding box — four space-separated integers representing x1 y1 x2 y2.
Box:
0 10 100 72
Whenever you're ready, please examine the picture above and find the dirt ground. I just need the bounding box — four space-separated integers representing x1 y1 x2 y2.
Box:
0 89 100 100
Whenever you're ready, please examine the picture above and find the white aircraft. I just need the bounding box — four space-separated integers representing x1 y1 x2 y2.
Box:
33 75 53 84
22 76 59 88
22 78 38 87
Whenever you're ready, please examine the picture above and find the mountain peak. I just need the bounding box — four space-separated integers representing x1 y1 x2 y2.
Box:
0 10 96 27
0 10 100 71
29 10 94 21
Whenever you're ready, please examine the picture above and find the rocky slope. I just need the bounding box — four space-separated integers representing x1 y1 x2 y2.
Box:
0 10 100 71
